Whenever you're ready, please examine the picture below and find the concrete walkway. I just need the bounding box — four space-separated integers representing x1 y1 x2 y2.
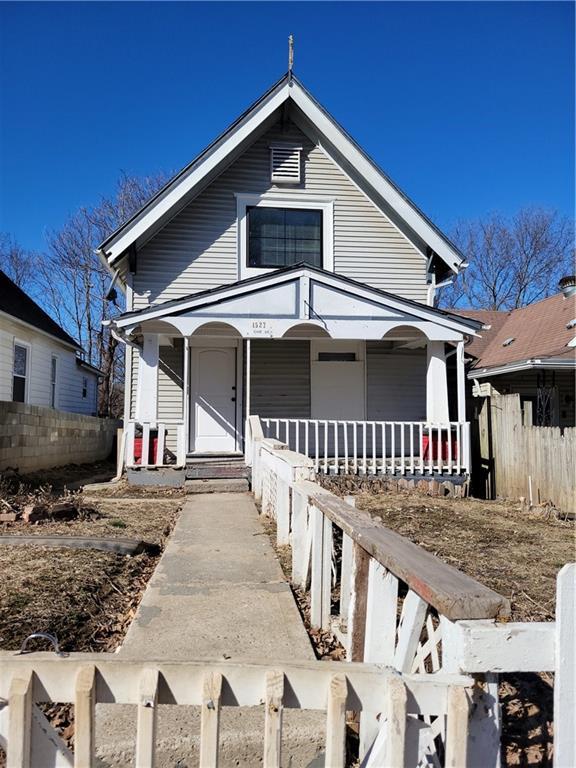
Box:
120 492 315 662
96 493 325 767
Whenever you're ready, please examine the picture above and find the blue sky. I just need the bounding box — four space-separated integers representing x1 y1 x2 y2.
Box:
0 1 573 252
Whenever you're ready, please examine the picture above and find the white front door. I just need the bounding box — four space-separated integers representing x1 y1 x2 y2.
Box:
191 346 237 453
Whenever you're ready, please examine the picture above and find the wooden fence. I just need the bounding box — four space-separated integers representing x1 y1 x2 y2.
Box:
475 393 576 513
247 415 575 767
0 656 474 768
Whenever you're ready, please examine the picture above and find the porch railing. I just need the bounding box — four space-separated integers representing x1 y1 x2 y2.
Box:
125 420 186 469
261 418 471 475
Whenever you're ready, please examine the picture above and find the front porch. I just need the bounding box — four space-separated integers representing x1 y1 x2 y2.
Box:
111 265 480 481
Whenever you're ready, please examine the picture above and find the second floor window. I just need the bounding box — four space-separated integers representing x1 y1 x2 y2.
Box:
247 206 322 269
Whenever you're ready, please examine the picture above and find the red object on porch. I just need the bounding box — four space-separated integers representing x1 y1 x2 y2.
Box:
133 436 159 465
422 434 458 462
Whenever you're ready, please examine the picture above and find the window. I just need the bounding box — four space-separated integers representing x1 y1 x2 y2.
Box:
12 344 28 403
82 377 88 399
247 206 322 269
318 352 357 362
50 356 57 408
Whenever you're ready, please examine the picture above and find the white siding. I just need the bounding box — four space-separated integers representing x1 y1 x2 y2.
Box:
158 342 184 452
130 343 184 452
250 340 311 419
134 121 427 308
366 343 427 421
0 316 98 416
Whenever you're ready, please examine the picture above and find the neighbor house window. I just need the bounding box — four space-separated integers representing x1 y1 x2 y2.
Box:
247 206 322 269
82 377 88 399
12 343 28 403
50 356 57 408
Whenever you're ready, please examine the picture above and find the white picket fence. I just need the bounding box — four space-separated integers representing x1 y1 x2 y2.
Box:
261 418 471 475
0 656 474 768
248 415 575 767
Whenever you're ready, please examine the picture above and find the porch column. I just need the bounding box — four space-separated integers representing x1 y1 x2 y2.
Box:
182 337 190 461
456 340 466 422
245 338 251 418
426 341 449 423
136 333 159 422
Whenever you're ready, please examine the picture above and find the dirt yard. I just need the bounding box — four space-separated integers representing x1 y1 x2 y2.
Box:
319 483 574 622
315 482 574 765
0 468 181 652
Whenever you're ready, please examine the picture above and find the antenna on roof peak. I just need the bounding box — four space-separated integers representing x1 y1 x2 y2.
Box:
288 34 294 80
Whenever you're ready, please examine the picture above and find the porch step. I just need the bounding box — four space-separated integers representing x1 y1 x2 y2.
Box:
185 462 251 480
184 478 250 494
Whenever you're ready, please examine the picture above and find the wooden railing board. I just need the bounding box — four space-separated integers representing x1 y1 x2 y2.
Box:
309 492 511 620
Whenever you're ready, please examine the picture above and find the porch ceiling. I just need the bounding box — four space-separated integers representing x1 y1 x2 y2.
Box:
111 264 482 343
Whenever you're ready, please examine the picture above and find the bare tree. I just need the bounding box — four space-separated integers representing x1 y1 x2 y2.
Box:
0 233 38 293
438 208 574 310
36 171 169 415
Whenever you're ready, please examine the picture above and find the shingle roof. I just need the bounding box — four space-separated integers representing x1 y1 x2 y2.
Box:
0 270 81 350
453 293 576 371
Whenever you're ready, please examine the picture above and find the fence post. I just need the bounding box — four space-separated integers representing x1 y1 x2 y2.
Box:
554 563 576 767
441 617 501 768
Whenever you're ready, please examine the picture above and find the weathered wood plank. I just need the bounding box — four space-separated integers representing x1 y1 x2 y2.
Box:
440 618 555 673
200 671 222 768
310 492 510 620
310 505 324 628
135 668 159 768
263 670 284 768
74 664 95 768
363 675 407 767
445 685 469 768
364 561 398 664
394 590 428 673
348 543 370 662
321 515 333 630
325 674 347 768
0 536 146 556
339 532 354 619
7 669 33 768
0 653 473 716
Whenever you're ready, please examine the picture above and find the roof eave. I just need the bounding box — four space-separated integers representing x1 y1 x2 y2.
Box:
468 357 576 379
97 73 464 274
109 263 481 336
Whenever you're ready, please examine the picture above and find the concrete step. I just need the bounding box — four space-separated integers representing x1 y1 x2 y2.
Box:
185 463 250 480
184 478 250 494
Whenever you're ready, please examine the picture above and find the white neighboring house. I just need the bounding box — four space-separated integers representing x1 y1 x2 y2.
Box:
0 270 100 416
98 73 483 477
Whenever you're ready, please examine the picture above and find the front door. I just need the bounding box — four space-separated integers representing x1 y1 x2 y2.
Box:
191 346 237 453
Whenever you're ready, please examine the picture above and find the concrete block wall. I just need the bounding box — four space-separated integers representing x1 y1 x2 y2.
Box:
0 401 121 473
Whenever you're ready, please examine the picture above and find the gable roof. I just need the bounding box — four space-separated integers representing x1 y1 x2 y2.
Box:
0 270 81 350
454 294 576 374
97 73 465 276
110 262 482 337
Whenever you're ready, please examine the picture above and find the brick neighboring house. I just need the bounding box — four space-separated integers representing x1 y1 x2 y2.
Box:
455 279 576 428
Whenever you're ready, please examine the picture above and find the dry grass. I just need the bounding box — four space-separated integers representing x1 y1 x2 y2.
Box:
0 496 180 652
345 490 573 622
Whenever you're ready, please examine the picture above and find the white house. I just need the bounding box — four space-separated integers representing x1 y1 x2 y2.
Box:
0 270 100 416
99 73 482 479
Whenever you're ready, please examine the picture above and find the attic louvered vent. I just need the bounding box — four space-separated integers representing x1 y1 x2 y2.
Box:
270 143 302 184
